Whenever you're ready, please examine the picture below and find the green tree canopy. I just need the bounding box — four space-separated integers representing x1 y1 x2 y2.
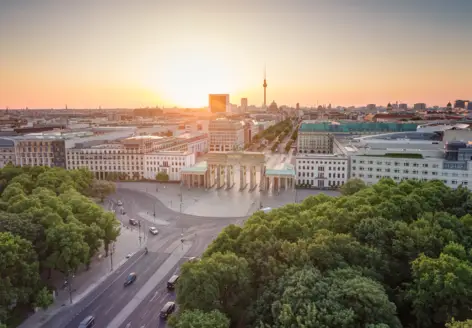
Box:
156 171 170 182
0 166 120 322
174 178 472 328
169 309 230 328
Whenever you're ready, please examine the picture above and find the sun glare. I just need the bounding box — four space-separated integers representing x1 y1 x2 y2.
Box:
148 50 237 108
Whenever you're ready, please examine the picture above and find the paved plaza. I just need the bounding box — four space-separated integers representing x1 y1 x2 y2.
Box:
117 181 341 217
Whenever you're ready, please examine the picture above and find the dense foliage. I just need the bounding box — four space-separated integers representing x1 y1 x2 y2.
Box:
174 178 472 328
253 119 293 144
156 171 170 182
0 165 120 324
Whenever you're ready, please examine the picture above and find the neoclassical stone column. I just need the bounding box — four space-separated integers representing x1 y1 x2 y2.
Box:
226 165 234 189
249 166 257 190
217 165 225 189
239 165 247 190
259 166 266 191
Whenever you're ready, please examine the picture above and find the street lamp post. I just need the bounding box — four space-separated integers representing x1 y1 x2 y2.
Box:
110 242 116 271
138 221 142 247
67 271 73 304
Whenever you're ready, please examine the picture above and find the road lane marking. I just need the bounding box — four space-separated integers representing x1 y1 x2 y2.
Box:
107 241 192 328
149 290 160 302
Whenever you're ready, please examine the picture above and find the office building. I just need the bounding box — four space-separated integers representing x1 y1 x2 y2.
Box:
295 121 350 187
399 103 408 110
208 119 245 152
413 103 427 110
209 94 230 113
241 98 248 112
454 100 466 109
143 151 196 181
349 128 472 190
67 133 207 180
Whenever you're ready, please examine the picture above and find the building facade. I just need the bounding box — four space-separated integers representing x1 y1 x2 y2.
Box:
208 119 245 152
350 155 472 189
143 151 195 181
296 154 348 188
15 137 66 168
209 94 230 113
67 134 207 180
0 138 16 168
297 132 334 154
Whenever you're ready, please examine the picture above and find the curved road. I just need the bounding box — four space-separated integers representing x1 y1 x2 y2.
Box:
44 186 245 328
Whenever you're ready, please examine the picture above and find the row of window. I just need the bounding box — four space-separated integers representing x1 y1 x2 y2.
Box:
352 166 468 177
298 166 346 171
352 173 468 185
298 160 347 165
298 172 346 179
353 159 438 168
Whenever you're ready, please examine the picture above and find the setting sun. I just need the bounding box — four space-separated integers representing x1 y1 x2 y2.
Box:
145 42 241 108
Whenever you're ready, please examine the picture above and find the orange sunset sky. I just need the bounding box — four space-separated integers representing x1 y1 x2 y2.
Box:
1 0 471 109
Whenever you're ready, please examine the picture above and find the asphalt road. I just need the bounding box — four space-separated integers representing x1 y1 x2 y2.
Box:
118 258 186 328
44 187 243 328
66 251 170 328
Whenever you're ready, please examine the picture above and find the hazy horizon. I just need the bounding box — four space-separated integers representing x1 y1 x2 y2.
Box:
1 0 471 109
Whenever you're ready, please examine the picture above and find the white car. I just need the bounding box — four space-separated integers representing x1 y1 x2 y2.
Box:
117 200 123 206
149 227 159 235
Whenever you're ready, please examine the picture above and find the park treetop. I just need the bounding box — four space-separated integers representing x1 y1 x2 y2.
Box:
172 178 472 328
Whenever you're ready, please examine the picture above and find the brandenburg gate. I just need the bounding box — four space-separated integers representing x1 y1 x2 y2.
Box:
180 151 296 192
181 151 267 191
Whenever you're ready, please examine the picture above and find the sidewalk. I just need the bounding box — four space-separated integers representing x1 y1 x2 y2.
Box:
117 182 340 217
19 227 141 328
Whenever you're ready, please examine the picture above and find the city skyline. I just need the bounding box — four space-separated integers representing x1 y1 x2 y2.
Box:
1 0 471 109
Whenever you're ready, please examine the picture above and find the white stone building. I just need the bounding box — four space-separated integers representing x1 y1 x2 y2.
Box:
143 151 196 181
296 154 348 188
208 119 245 152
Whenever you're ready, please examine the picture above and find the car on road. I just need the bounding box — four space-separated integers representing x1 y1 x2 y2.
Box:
117 200 123 206
124 272 137 286
188 257 200 262
129 218 138 226
149 226 159 235
160 301 176 319
167 274 179 290
78 315 95 328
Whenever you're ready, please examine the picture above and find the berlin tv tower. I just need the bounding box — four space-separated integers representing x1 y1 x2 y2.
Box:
263 65 268 108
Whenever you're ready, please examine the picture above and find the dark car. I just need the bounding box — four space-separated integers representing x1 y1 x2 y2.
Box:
129 218 138 226
160 301 176 319
167 274 179 290
78 315 95 328
124 272 137 286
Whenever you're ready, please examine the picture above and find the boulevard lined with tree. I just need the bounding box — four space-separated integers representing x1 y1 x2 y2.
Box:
0 166 120 327
172 178 472 328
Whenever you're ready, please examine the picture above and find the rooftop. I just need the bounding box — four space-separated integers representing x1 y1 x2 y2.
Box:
146 150 192 156
181 161 208 173
265 163 296 176
358 153 424 159
299 121 418 133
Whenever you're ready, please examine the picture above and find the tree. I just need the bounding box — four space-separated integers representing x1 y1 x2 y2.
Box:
156 171 170 182
33 287 53 310
176 252 251 325
407 247 472 327
169 309 230 328
99 212 120 257
0 166 121 321
262 267 401 328
340 178 367 195
447 319 472 328
0 232 40 322
44 223 90 274
89 180 116 202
